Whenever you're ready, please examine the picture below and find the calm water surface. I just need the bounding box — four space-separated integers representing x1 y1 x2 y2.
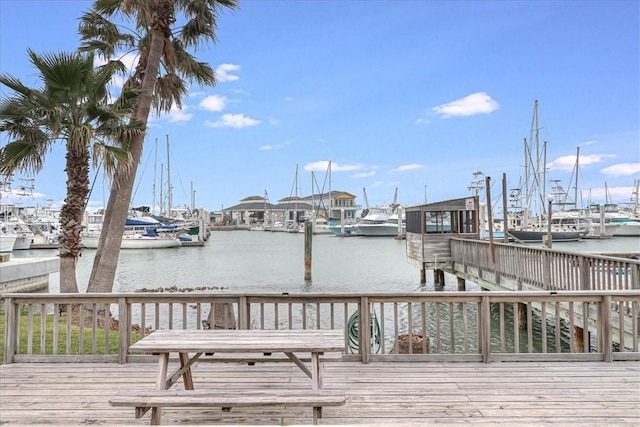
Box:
13 231 639 294
11 232 638 352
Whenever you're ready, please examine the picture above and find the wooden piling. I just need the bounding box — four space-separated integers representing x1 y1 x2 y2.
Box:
304 221 312 281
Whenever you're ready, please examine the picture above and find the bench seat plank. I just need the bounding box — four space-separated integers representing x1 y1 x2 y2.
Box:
110 389 345 425
109 389 346 408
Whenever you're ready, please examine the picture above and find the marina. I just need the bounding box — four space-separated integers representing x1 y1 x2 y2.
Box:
4 227 639 295
2 220 639 426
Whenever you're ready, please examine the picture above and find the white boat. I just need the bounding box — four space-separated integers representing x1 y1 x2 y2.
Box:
589 203 640 237
353 204 397 237
81 229 181 249
357 212 406 237
10 221 35 250
81 210 182 249
312 217 332 235
1 203 36 250
328 222 362 236
0 229 17 253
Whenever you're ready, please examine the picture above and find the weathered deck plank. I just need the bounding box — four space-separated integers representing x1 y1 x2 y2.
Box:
1 360 639 425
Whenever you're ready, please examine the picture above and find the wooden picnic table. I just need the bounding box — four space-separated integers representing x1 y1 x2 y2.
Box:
117 329 346 424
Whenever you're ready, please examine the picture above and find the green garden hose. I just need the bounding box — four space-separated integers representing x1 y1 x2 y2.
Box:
347 310 381 354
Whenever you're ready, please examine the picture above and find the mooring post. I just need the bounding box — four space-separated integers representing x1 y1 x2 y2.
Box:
419 264 426 284
457 276 466 291
304 221 312 281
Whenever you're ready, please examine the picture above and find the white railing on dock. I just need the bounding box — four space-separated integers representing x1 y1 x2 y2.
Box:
450 238 640 292
3 291 638 364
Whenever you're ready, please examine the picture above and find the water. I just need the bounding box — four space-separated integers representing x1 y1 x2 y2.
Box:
10 233 637 354
12 231 637 294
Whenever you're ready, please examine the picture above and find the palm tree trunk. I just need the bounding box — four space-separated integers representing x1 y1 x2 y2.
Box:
86 24 167 293
58 146 89 293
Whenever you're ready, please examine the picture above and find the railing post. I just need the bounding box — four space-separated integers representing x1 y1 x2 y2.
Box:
632 264 640 290
600 294 613 362
238 296 248 329
118 297 129 364
481 295 491 363
359 296 370 364
543 252 551 290
579 256 591 291
3 297 17 364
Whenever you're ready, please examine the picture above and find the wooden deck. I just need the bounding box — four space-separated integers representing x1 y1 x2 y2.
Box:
1 360 639 425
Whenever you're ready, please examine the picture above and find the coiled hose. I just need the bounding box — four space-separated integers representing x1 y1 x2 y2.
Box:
347 310 381 354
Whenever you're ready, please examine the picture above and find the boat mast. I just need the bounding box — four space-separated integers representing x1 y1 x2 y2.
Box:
574 146 580 208
328 161 332 220
264 189 268 226
311 171 315 220
166 134 172 219
633 179 640 214
152 138 157 215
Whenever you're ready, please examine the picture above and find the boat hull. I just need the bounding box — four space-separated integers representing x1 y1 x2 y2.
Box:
0 234 17 253
508 229 586 243
357 223 406 237
81 234 181 249
612 222 640 237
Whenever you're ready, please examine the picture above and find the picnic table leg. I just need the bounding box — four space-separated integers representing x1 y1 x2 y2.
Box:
311 352 323 420
179 352 195 390
151 353 169 425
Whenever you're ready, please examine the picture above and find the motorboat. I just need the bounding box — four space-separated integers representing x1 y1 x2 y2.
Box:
0 229 17 253
357 212 406 237
589 204 640 237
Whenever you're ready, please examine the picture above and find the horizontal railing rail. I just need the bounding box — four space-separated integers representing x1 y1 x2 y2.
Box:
450 238 640 292
3 291 639 364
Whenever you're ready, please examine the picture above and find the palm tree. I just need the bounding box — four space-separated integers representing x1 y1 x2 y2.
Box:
79 0 238 293
0 49 141 293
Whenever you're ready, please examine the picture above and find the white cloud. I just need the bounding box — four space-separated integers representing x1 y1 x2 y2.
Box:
579 140 598 147
370 180 400 189
166 105 192 123
415 118 430 125
260 139 292 151
215 63 240 82
304 161 363 173
118 52 139 73
200 95 227 112
588 186 635 202
351 170 376 178
601 162 640 177
431 92 499 118
284 97 294 101
547 153 616 171
205 113 260 128
392 163 423 172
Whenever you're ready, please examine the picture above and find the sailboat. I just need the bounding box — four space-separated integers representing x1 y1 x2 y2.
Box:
81 136 184 249
507 101 588 244
81 207 182 249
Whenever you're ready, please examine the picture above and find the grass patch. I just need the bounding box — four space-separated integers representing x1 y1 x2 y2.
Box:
0 300 142 364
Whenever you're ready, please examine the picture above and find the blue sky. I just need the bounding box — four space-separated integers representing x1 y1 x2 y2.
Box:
1 0 639 215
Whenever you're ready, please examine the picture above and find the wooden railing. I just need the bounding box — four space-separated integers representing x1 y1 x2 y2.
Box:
450 238 640 292
3 291 638 364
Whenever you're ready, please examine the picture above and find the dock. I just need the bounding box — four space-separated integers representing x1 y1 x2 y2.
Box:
0 254 58 294
1 360 638 425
